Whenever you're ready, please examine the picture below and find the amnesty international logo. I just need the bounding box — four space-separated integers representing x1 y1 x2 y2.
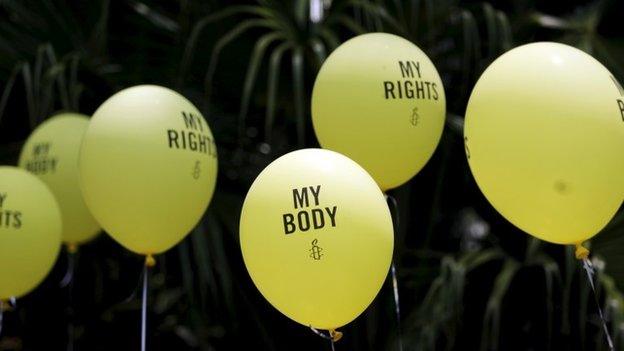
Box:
411 107 420 126
309 239 323 260
192 160 201 179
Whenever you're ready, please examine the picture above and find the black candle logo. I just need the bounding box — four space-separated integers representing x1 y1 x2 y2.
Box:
309 239 323 260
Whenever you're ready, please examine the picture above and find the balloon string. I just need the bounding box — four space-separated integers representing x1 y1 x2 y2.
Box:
309 326 341 350
385 194 403 351
576 245 614 350
390 262 403 350
62 249 76 351
141 264 148 351
141 255 155 351
60 246 76 288
122 255 157 305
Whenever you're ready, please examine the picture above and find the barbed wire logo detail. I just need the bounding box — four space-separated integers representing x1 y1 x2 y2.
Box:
310 239 323 260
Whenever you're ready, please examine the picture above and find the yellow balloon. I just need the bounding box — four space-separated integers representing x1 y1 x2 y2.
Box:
79 85 218 255
0 167 61 300
312 33 446 191
240 149 393 330
19 113 100 246
464 42 624 245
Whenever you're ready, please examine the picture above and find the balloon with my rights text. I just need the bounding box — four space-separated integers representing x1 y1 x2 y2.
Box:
312 33 446 191
465 42 624 245
79 85 218 256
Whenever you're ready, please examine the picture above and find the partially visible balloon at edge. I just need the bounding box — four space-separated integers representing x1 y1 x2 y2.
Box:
464 42 624 245
0 166 62 300
19 113 101 246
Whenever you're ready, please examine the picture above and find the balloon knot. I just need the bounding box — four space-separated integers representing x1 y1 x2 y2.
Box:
575 243 590 260
145 254 156 268
330 329 343 342
67 242 78 254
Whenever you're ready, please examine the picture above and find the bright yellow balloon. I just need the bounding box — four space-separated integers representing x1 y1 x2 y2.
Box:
79 85 218 255
0 167 61 300
19 113 100 246
312 33 446 191
240 149 393 330
464 42 624 245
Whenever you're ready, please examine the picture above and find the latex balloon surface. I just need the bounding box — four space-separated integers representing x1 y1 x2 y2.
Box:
312 32 446 191
79 85 218 254
0 166 61 299
19 113 100 245
465 42 624 244
240 149 393 329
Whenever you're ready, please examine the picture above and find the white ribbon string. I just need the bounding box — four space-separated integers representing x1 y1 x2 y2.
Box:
309 326 336 350
581 258 614 350
390 262 403 351
386 195 404 351
141 264 149 351
60 251 75 288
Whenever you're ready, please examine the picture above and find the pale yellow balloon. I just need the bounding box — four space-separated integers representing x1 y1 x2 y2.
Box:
79 85 218 255
19 113 100 246
0 166 62 300
240 149 393 330
312 33 446 191
465 42 624 245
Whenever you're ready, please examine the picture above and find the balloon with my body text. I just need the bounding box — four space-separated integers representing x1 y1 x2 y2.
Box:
0 167 62 300
312 33 446 191
79 85 218 255
464 42 624 245
240 149 393 330
19 113 100 247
